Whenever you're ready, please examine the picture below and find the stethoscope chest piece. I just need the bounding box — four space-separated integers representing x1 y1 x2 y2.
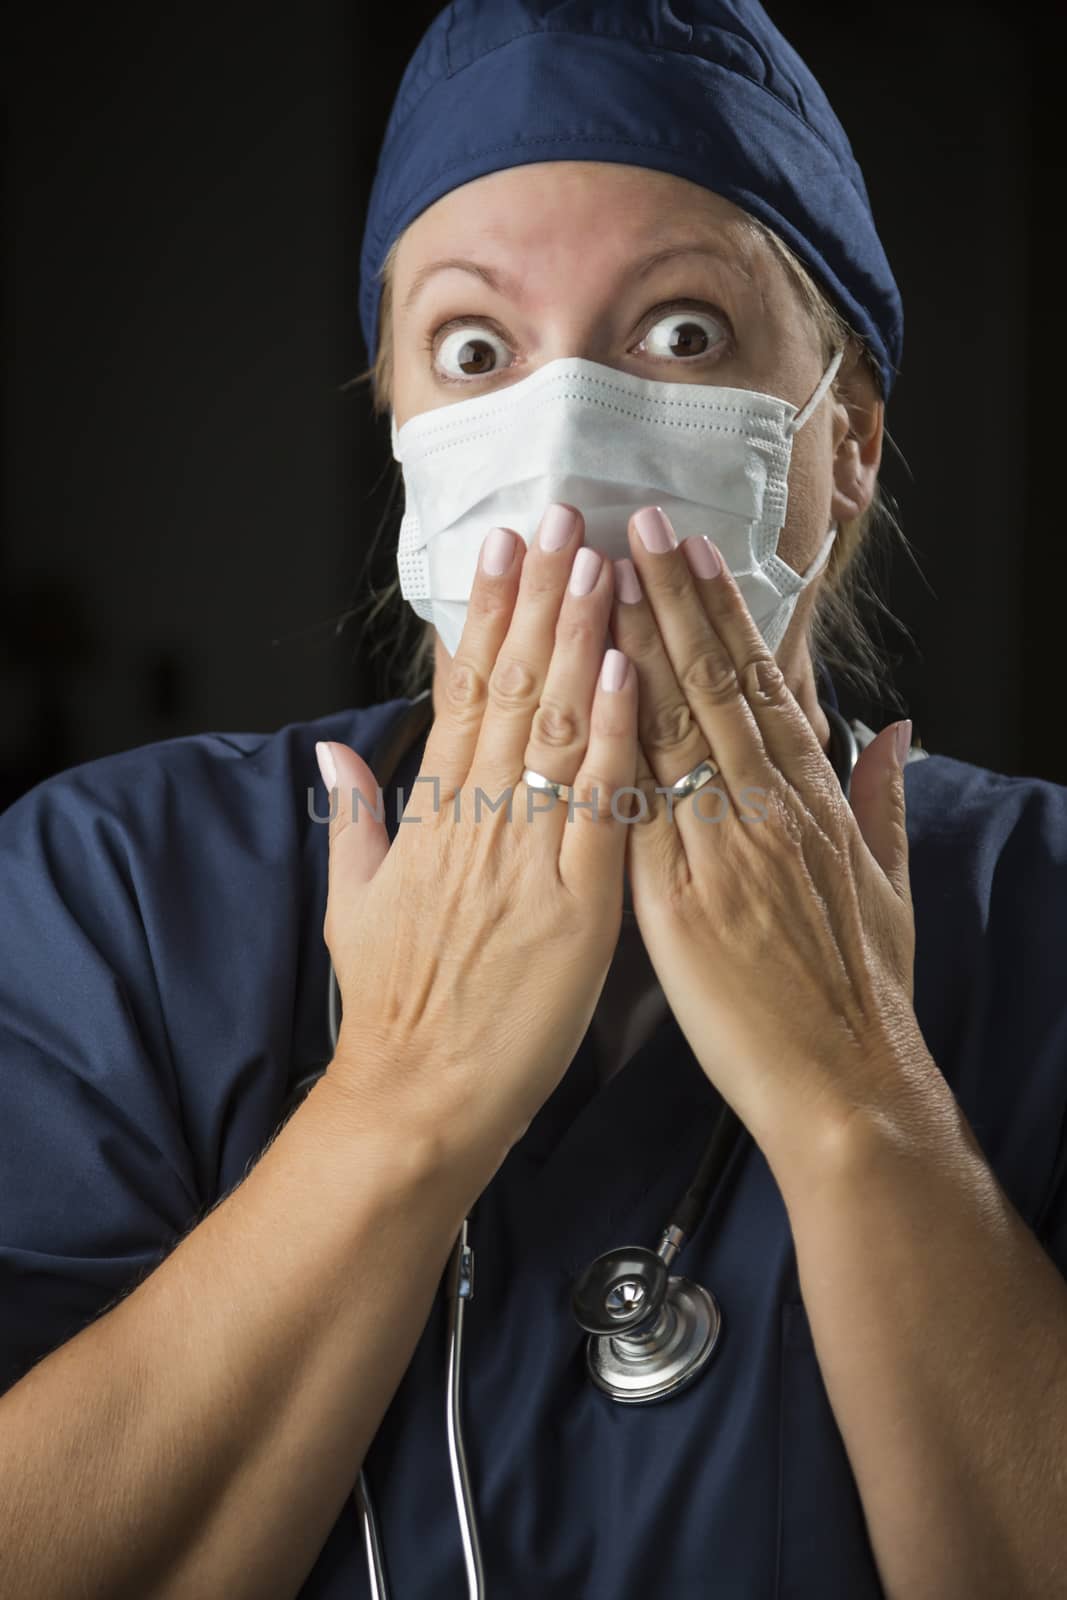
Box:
572 1245 723 1405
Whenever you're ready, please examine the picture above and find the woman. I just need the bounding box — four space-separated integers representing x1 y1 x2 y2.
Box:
1 3 1065 1598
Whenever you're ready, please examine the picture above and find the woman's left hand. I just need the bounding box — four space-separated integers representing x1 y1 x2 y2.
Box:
610 506 940 1163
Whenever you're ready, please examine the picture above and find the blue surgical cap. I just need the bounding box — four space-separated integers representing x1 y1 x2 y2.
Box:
358 0 903 402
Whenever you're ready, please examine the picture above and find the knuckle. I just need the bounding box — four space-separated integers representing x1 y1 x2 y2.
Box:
650 560 692 603
531 698 582 750
327 805 350 847
681 647 738 704
519 560 562 601
555 610 600 651
489 653 539 711
570 770 621 821
742 654 788 706
626 623 670 665
467 577 515 623
630 769 664 824
444 657 488 722
644 696 697 753
591 688 633 739
760 783 805 852
709 570 746 620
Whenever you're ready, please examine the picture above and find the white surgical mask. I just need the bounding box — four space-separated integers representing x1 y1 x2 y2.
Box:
390 348 844 658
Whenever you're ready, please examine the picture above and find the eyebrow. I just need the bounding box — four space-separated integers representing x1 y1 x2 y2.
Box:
400 240 754 315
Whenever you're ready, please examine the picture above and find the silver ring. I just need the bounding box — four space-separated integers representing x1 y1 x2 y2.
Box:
670 757 720 801
523 768 571 801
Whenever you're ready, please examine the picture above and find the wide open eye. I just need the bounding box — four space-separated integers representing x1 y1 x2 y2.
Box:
430 323 512 383
636 304 731 363
424 297 732 386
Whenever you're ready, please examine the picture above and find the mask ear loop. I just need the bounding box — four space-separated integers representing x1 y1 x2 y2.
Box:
781 346 846 586
786 346 846 437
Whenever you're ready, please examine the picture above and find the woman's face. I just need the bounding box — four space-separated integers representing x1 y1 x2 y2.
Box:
391 159 879 634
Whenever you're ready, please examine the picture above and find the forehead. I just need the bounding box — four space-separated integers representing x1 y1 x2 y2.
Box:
396 161 774 282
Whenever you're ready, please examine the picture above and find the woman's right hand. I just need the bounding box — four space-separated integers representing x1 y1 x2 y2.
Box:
316 504 637 1186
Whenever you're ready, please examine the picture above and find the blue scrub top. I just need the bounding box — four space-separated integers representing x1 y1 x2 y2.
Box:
2 684 1066 1598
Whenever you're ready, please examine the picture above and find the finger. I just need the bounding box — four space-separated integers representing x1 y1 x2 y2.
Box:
609 555 714 793
557 648 638 904
468 502 589 795
520 545 615 790
315 742 391 971
664 522 838 807
624 508 772 802
415 524 526 816
621 737 685 906
848 723 913 907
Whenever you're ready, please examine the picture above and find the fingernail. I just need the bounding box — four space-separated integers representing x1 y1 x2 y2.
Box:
894 719 913 767
538 502 580 552
682 535 724 580
569 547 601 597
315 740 337 790
633 506 676 553
601 648 628 692
614 558 642 604
482 526 516 575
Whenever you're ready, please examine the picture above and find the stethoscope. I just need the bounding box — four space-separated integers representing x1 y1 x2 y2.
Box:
280 687 859 1599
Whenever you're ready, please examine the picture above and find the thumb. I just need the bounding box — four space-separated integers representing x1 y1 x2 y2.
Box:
847 720 912 905
314 740 390 886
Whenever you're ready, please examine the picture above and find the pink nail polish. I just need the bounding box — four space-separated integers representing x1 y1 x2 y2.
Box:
894 719 913 767
315 740 337 790
482 526 516 575
614 558 642 605
538 502 580 552
633 506 676 553
682 536 724 580
601 649 628 692
569 547 602 597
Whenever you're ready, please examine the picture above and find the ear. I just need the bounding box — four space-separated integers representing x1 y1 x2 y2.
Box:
829 346 884 526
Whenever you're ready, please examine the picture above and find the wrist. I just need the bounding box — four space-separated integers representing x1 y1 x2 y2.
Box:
310 1054 505 1209
757 1047 964 1219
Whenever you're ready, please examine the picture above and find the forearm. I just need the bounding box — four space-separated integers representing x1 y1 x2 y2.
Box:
0 1071 486 1600
769 1078 1067 1600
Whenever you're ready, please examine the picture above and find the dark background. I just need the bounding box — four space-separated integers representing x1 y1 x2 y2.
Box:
2 1 1064 812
